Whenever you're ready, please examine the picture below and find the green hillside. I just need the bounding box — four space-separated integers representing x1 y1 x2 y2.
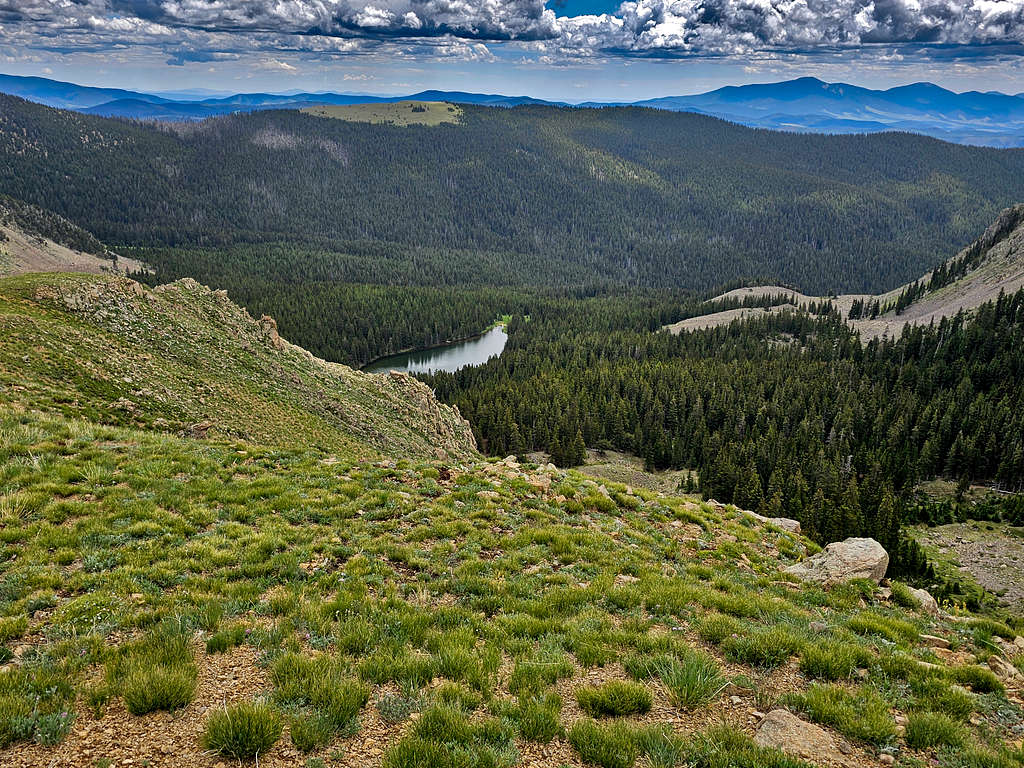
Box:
0 272 475 460
2 93 1024 295
0 271 1022 768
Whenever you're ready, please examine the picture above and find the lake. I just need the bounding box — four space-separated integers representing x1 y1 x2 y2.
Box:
364 325 508 375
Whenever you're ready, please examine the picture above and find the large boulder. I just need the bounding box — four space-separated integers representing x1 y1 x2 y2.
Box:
784 537 888 585
754 709 856 766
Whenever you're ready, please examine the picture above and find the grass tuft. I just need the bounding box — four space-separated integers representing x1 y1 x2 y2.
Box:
576 680 652 717
904 711 965 750
202 700 282 761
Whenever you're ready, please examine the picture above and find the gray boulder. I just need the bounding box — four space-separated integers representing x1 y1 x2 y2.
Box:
784 537 888 585
755 709 857 766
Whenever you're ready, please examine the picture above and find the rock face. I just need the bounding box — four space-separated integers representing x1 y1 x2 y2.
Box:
784 537 888 585
754 709 856 767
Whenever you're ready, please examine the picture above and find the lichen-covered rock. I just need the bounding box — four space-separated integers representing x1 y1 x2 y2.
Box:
746 509 802 534
908 586 940 616
754 709 856 766
784 537 888 585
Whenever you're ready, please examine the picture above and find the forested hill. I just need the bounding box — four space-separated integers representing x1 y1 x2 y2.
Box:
3 93 1024 294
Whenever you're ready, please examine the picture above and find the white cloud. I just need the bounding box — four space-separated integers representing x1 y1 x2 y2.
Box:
2 0 1024 64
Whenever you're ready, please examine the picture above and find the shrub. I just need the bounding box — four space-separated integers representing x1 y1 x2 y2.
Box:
576 681 652 717
798 641 872 681
202 700 282 761
786 684 896 745
568 718 638 768
121 665 196 715
904 711 965 749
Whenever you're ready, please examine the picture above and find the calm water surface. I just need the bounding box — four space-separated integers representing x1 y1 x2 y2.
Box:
365 325 508 375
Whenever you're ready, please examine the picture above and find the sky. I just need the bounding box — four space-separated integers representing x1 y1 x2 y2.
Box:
2 1 1024 99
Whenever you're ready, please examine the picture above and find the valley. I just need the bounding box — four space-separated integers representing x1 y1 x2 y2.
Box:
1 81 1023 768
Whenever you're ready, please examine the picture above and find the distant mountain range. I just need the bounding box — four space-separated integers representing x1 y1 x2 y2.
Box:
3 73 1024 147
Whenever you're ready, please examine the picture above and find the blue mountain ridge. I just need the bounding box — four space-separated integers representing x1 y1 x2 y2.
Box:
4 73 1024 147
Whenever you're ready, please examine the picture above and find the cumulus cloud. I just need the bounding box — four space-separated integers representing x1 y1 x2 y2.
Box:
2 0 1024 61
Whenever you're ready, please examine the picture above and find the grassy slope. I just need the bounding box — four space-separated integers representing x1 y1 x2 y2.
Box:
0 273 475 461
0 273 1021 767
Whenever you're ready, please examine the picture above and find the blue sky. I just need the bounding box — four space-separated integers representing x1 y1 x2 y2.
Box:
2 1 1024 98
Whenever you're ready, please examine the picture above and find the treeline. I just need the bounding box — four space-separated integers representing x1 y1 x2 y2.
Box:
4 93 1024 294
132 265 534 366
905 492 1024 527
425 289 1024 575
0 193 107 256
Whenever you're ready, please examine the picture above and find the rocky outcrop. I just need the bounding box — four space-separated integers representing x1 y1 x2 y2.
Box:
988 655 1024 688
754 709 856 767
784 537 888 585
746 510 801 534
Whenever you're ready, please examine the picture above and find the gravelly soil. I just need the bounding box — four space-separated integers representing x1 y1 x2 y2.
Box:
915 521 1024 611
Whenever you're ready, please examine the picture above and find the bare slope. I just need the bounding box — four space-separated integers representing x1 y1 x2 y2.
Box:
665 205 1024 341
0 195 146 278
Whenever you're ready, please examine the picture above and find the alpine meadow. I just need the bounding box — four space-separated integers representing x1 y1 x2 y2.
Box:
3 5 1024 767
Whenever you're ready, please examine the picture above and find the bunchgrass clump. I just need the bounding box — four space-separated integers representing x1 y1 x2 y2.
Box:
114 623 197 715
635 724 687 768
948 664 1003 694
846 611 918 644
202 700 282 761
685 725 813 768
724 625 804 669
657 652 728 710
785 684 896 745
576 680 652 717
696 613 743 644
122 666 197 715
798 640 872 681
289 715 334 753
568 718 638 768
206 625 246 654
383 704 515 768
909 677 974 720
271 652 368 732
510 693 562 743
904 711 965 749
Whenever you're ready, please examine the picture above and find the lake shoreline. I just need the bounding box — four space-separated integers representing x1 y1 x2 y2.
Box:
361 321 508 374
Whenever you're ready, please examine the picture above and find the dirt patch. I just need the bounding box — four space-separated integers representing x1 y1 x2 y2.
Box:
914 521 1024 611
0 223 147 278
